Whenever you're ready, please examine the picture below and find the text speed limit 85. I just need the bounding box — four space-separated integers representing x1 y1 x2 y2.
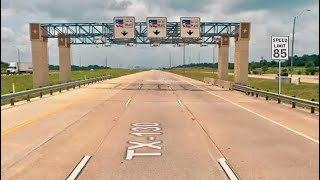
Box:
271 36 289 60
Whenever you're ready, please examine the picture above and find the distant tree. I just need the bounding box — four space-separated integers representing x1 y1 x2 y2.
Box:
306 67 318 75
1 61 9 69
270 60 278 67
305 61 315 68
262 66 268 73
250 64 257 70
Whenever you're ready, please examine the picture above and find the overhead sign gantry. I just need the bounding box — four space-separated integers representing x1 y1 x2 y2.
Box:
30 18 251 88
40 19 240 45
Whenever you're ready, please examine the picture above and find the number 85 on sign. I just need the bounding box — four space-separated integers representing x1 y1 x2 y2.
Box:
271 36 289 60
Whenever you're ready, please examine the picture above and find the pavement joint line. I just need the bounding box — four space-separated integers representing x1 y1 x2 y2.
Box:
66 155 91 180
125 98 132 107
177 99 184 107
218 158 240 180
1 90 103 137
173 73 319 144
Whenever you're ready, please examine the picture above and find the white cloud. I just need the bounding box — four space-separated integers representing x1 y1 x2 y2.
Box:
1 27 15 42
1 8 15 16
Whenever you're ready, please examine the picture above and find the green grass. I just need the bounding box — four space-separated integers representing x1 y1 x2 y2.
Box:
247 78 318 102
255 66 319 75
167 68 319 102
1 67 6 74
167 68 217 81
1 68 142 95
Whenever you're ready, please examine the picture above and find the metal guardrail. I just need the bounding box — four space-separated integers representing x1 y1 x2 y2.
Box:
233 84 319 113
1 75 113 106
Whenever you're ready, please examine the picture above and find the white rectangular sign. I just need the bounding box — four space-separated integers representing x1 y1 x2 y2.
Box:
180 17 200 38
147 17 167 38
114 17 135 39
271 36 289 60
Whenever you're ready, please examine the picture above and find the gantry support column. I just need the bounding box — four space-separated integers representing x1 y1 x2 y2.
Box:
234 22 251 85
218 34 230 81
58 34 71 83
30 23 49 88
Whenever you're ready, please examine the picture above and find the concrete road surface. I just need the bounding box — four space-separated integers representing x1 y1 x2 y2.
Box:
1 70 319 180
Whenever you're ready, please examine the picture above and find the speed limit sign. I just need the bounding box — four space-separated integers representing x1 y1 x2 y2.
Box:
271 36 289 60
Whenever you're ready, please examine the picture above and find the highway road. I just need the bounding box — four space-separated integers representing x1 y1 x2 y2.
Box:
1 70 319 179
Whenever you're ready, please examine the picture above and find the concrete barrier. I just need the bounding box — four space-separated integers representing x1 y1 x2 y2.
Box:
203 77 215 84
291 77 300 85
275 76 291 84
203 77 234 90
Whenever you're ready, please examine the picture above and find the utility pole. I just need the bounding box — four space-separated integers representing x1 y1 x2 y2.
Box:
183 45 186 74
79 56 81 67
291 9 311 77
18 49 20 64
291 17 296 78
198 52 200 72
169 52 172 68
213 46 215 73
17 49 21 71
105 56 108 68
71 48 73 66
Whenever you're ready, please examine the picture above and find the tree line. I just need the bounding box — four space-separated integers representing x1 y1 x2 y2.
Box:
49 65 108 71
249 54 319 68
171 54 319 75
1 61 108 71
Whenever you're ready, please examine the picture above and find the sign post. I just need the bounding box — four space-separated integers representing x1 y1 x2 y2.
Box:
271 36 289 94
278 60 281 94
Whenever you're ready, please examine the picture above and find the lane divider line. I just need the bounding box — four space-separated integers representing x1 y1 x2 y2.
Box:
125 98 132 107
174 74 319 144
177 99 184 107
218 158 240 180
1 91 102 137
66 155 91 180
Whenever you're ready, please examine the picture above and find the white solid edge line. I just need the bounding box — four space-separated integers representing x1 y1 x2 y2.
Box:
218 158 239 180
67 155 91 180
177 99 184 107
174 74 319 144
125 98 132 107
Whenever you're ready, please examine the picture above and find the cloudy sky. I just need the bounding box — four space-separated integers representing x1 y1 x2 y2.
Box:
1 0 319 68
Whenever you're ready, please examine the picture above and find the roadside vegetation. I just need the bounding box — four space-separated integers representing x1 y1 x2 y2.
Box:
1 68 143 95
1 61 9 73
171 54 319 75
167 68 319 102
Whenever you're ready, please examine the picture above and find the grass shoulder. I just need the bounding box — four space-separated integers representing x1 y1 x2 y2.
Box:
167 68 319 102
1 69 143 95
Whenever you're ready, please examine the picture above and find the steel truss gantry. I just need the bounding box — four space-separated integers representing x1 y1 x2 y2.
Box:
40 22 240 45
